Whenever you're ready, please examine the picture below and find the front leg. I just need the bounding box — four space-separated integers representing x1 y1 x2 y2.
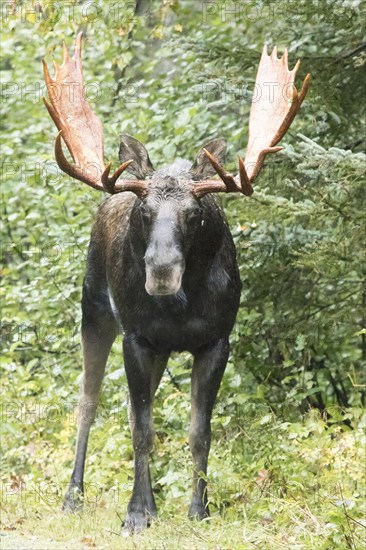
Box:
188 338 230 519
122 333 167 533
64 285 118 512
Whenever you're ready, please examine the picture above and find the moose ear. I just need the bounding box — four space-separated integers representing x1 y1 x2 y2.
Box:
190 138 227 180
119 134 155 179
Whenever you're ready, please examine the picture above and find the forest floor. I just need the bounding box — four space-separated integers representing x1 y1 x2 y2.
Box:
1 481 366 550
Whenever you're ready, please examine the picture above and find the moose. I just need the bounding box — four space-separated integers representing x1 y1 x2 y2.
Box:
43 34 310 533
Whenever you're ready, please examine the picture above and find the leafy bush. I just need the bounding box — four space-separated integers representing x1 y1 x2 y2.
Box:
1 1 365 547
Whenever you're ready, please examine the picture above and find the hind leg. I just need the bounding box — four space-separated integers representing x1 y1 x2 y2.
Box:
63 285 118 511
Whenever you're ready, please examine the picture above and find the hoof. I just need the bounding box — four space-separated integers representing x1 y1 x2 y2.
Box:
122 510 156 535
188 503 210 520
63 484 84 512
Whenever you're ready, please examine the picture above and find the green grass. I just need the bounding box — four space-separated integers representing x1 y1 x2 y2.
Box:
1 368 365 549
1 486 365 550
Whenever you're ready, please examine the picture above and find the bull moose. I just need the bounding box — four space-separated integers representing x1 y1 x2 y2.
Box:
43 33 310 533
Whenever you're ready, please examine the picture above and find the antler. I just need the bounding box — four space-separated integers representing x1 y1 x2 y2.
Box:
192 45 311 198
42 33 148 196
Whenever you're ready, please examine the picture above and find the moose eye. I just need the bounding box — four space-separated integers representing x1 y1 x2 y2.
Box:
140 205 152 222
186 208 202 223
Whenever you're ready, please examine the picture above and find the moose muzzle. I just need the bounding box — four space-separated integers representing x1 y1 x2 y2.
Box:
145 261 184 296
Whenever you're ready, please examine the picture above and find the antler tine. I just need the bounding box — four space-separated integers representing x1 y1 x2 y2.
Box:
101 160 150 197
74 31 82 56
102 160 135 193
291 58 301 76
62 42 69 65
287 52 311 107
72 32 83 75
282 48 288 65
271 45 278 59
203 149 239 192
298 72 311 107
238 156 253 196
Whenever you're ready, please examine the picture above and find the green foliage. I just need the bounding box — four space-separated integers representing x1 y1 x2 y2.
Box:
230 142 366 412
1 0 365 547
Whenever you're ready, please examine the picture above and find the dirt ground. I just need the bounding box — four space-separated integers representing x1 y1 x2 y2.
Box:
0 532 83 550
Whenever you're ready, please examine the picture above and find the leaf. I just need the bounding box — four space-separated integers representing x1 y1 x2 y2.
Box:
295 334 306 351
